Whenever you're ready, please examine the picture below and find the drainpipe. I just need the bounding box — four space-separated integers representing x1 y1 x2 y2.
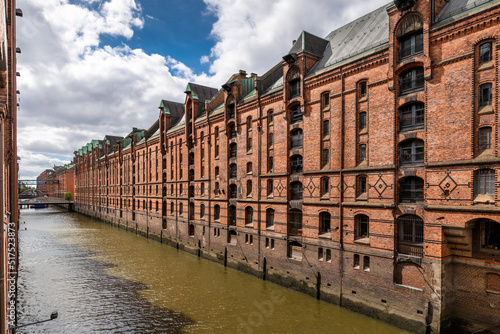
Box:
431 0 435 24
339 66 346 306
254 74 263 274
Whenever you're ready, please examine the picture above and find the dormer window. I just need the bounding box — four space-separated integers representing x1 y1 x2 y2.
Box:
397 14 423 60
227 96 235 119
287 67 301 99
399 31 423 59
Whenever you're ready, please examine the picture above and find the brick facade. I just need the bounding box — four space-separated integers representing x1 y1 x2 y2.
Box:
68 1 500 333
0 0 18 332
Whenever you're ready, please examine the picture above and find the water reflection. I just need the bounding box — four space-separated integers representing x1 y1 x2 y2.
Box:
18 207 408 334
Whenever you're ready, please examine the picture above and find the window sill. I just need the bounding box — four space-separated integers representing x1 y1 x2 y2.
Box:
473 194 495 204
356 194 368 201
266 226 275 231
354 237 370 244
400 88 424 96
319 232 331 239
400 125 424 132
486 289 500 295
320 195 330 200
478 105 493 115
359 128 367 135
358 96 367 103
478 61 494 71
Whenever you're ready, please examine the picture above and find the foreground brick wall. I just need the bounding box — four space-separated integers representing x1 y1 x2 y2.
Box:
67 1 500 333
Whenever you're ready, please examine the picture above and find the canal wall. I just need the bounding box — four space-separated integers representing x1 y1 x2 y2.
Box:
75 204 429 334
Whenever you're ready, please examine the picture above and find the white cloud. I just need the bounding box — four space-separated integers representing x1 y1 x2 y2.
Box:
202 0 389 83
17 0 389 179
200 55 210 64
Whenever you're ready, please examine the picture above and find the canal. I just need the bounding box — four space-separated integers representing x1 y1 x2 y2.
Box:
17 207 408 333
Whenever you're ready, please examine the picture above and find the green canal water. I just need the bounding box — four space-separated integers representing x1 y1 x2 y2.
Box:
17 207 409 333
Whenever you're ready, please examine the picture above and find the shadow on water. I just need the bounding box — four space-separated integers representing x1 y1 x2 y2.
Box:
17 208 194 334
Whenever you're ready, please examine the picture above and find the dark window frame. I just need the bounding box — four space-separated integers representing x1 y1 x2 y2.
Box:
400 102 424 130
290 155 303 174
479 42 492 65
400 139 424 165
290 181 303 200
399 31 423 60
400 67 424 94
399 177 424 203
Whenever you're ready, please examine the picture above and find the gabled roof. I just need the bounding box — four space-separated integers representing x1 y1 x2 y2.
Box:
185 83 218 102
159 100 184 129
104 135 123 147
309 3 390 75
287 31 329 58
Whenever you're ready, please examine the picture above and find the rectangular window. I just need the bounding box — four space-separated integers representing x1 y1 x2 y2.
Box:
268 133 274 147
359 81 367 99
322 149 329 168
400 68 424 94
318 248 324 261
291 106 302 123
268 156 273 173
399 32 423 59
322 93 329 110
363 256 370 271
479 127 492 151
323 120 329 138
479 83 493 106
359 144 366 163
354 254 360 269
359 112 367 131
479 42 492 64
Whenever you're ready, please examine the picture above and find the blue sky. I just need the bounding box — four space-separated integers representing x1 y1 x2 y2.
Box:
100 0 217 73
16 0 390 179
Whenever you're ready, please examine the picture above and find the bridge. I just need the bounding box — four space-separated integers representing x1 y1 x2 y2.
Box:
19 197 74 211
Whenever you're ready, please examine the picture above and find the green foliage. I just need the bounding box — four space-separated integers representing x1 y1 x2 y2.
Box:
64 192 73 201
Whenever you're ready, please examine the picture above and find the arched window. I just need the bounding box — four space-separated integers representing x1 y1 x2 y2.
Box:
400 67 424 94
227 95 235 119
214 205 220 221
290 155 303 174
479 42 492 65
400 139 424 165
397 14 423 60
399 177 424 203
229 143 237 158
319 212 331 234
229 163 237 179
474 169 495 199
400 102 424 130
266 208 275 229
358 81 367 100
291 129 303 148
288 210 303 236
229 205 237 226
229 184 237 199
288 67 301 99
245 207 253 226
290 181 303 200
397 215 424 257
355 214 369 240
479 127 492 151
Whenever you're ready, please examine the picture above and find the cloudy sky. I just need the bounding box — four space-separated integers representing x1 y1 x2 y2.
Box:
17 0 389 179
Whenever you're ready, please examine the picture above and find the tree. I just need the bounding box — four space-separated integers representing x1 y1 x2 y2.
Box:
64 192 73 201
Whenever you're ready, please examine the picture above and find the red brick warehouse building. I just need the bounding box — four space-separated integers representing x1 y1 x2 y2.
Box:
70 0 500 332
